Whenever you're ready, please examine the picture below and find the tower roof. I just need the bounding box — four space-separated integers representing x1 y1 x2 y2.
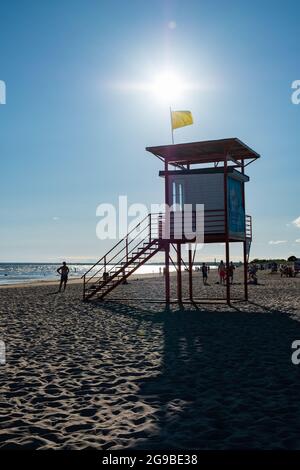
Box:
146 138 260 166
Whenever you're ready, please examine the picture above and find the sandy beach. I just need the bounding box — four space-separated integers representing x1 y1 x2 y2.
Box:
1 268 300 450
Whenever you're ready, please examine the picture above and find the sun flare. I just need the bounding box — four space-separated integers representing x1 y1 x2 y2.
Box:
151 71 184 103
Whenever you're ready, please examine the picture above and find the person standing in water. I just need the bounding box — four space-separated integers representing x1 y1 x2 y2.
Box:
57 262 69 292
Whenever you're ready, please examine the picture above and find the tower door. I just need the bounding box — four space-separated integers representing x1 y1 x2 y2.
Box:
172 180 184 211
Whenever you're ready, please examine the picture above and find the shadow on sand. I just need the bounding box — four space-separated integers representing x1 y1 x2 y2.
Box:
98 300 300 449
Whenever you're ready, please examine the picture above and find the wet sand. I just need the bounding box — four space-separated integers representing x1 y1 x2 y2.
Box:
1 268 300 449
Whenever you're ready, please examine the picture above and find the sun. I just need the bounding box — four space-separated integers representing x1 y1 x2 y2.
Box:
151 71 184 103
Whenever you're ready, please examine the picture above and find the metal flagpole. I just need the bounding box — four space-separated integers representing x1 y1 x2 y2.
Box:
169 106 174 144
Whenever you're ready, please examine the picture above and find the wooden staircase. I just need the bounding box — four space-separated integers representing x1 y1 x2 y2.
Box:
82 214 163 301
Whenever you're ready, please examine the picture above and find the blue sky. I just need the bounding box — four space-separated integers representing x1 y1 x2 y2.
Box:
0 0 300 262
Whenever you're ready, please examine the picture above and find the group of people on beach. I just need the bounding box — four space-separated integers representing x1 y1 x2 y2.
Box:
56 259 263 293
279 264 296 278
200 261 235 286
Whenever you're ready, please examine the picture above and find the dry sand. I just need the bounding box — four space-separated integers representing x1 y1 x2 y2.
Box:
1 268 300 449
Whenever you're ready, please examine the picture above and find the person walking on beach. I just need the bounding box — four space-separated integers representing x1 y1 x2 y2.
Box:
228 262 235 284
218 260 226 285
201 262 208 285
57 262 69 292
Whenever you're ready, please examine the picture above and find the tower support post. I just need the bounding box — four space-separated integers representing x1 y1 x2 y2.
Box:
165 242 170 303
224 153 231 305
241 162 248 301
177 243 182 303
188 245 193 301
164 159 171 304
243 241 248 301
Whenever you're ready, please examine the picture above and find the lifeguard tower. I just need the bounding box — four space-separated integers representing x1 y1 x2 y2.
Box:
82 138 260 304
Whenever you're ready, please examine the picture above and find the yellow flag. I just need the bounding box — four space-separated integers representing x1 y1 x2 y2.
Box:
171 110 193 130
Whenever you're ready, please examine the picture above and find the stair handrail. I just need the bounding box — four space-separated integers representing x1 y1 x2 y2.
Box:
85 220 157 287
92 223 150 279
81 213 151 279
83 212 163 286
100 228 156 280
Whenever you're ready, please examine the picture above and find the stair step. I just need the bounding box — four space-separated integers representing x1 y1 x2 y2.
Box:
110 271 129 276
132 249 156 256
87 283 114 291
121 261 139 265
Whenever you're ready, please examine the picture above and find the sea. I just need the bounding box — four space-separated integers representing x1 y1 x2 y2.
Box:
0 263 218 286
